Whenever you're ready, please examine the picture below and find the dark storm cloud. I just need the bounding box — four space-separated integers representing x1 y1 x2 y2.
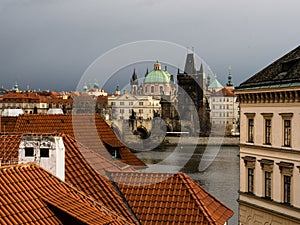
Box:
0 0 299 91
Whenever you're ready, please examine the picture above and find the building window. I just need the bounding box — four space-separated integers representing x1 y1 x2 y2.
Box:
160 86 164 94
111 102 115 106
259 158 274 200
139 102 143 106
279 113 293 147
40 148 49 158
25 147 34 157
284 175 291 204
277 161 293 205
151 86 154 93
243 156 256 194
120 102 124 106
248 168 254 193
248 118 254 142
129 102 133 106
265 171 271 199
283 119 291 147
265 119 271 145
120 109 124 113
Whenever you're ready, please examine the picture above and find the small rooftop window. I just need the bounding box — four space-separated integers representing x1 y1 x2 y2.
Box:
25 147 34 157
40 148 49 158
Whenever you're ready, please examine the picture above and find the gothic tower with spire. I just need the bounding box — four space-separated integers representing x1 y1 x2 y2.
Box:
130 68 139 95
176 51 211 136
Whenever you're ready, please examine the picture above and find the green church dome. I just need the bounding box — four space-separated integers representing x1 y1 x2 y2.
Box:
144 61 171 83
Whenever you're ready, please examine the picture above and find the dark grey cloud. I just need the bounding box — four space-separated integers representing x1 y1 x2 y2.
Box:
0 0 299 91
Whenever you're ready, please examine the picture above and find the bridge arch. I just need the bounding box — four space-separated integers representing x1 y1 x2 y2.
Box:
136 125 150 139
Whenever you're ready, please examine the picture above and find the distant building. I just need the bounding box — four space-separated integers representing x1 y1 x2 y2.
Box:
0 91 73 115
0 91 49 115
236 45 300 225
207 70 239 135
108 92 161 121
83 81 108 97
130 62 176 97
208 77 224 93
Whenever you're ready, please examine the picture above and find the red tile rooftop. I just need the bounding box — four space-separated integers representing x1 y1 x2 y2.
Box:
0 134 233 225
0 116 18 133
0 163 133 225
109 172 234 225
0 133 138 224
2 114 146 167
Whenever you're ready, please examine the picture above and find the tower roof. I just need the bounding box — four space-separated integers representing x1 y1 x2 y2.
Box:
144 61 171 83
208 78 224 89
184 53 197 74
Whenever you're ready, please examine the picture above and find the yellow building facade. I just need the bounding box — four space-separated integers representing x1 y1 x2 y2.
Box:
236 45 300 225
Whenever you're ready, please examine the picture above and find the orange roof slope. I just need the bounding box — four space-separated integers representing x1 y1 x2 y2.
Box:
62 134 138 224
0 116 18 133
0 133 138 224
0 134 22 165
109 172 234 225
12 114 146 167
0 163 132 225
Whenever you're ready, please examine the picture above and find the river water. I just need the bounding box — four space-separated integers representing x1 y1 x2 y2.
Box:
135 143 239 225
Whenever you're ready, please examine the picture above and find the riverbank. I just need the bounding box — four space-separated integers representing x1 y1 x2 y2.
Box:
163 136 239 146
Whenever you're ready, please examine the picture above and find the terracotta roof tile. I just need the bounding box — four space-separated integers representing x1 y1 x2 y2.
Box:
0 134 22 165
0 163 132 225
109 172 234 225
0 117 18 133
0 133 138 224
10 114 146 167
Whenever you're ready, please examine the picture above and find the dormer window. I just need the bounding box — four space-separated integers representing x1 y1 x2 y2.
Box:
40 148 49 158
25 147 34 157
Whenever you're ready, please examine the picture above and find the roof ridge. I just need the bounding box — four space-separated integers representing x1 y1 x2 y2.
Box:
0 161 37 170
177 173 217 224
178 172 233 225
106 171 141 225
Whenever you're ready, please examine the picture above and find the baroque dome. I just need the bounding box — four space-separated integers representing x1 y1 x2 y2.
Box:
144 61 170 84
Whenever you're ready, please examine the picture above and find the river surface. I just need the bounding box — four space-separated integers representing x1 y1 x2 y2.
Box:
135 144 239 225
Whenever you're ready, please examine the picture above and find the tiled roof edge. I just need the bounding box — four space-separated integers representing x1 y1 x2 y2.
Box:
178 172 233 224
0 162 133 225
106 171 141 225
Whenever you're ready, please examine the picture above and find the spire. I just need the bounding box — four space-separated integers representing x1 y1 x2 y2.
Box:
145 68 149 77
226 66 233 87
132 68 137 81
13 82 19 92
207 75 211 87
116 85 120 95
184 52 197 74
199 63 204 74
130 68 138 85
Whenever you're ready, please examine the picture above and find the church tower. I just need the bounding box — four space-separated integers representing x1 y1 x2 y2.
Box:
177 51 211 136
130 68 139 95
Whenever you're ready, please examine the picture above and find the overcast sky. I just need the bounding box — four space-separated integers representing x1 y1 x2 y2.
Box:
0 0 299 92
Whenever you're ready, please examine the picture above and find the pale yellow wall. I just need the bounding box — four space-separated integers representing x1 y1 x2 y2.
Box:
240 102 300 148
239 100 300 223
